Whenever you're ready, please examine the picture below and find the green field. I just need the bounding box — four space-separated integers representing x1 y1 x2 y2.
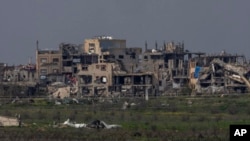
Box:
1 94 250 141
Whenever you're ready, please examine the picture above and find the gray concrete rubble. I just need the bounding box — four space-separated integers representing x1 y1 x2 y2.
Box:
191 56 250 94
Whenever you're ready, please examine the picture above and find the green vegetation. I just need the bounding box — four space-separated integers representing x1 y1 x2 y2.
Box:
1 94 250 140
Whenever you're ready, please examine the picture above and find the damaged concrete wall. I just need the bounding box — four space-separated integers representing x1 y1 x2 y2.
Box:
77 63 114 97
105 47 142 73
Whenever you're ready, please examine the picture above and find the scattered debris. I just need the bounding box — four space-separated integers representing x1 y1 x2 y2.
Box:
72 98 79 104
122 101 136 110
55 100 62 105
100 121 122 129
87 120 122 129
11 96 21 104
63 119 121 129
63 119 87 128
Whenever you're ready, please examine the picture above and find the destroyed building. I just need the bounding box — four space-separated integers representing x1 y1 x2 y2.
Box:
77 62 113 96
135 41 196 95
76 38 198 97
77 36 151 97
1 36 250 99
189 53 250 94
0 63 37 97
2 65 36 83
33 36 250 97
60 43 82 76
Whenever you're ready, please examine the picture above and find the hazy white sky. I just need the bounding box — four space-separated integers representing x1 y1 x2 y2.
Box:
0 0 250 64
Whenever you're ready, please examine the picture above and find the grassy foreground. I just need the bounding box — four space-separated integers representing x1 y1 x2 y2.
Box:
1 94 250 141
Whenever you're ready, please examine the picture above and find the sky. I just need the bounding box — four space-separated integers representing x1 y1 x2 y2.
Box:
0 0 250 65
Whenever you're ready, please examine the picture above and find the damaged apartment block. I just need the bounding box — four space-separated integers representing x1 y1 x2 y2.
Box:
77 36 153 97
34 36 250 98
189 53 250 94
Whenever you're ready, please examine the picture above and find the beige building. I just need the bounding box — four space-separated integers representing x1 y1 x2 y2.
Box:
36 49 62 82
83 36 126 55
77 62 114 97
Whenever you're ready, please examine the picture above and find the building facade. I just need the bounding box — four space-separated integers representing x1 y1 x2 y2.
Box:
36 49 62 83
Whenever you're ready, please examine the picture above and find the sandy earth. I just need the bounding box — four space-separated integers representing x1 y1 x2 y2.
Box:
0 116 19 126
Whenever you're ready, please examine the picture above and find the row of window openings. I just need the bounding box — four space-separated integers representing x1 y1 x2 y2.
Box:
143 56 165 60
80 76 107 84
99 55 136 60
82 65 106 71
117 55 136 59
40 69 59 74
40 58 59 63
